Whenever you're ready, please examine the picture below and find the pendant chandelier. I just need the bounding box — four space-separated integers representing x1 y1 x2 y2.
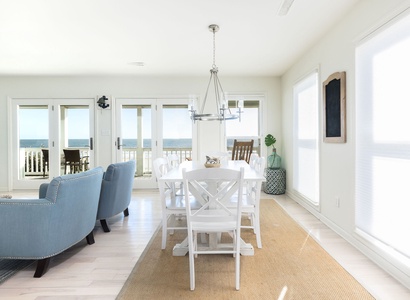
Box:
189 24 242 122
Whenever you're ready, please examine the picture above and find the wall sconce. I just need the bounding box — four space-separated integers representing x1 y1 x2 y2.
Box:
97 95 110 109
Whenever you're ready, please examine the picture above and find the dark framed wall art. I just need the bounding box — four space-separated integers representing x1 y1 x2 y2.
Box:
323 71 346 143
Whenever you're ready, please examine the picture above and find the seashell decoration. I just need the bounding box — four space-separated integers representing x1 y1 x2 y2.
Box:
205 156 221 168
206 156 220 164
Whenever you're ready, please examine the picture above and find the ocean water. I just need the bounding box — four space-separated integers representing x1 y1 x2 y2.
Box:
20 139 192 148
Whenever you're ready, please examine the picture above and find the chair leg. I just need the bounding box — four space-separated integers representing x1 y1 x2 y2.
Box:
235 239 240 290
123 208 129 217
161 213 168 249
254 211 262 249
100 219 111 232
86 231 95 244
188 231 195 290
169 215 176 235
34 258 51 278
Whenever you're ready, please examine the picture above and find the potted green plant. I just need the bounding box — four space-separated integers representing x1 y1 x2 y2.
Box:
264 134 276 151
265 134 281 169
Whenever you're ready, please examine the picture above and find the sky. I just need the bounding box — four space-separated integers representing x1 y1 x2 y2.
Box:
121 107 193 139
19 108 89 139
19 105 258 140
119 106 259 139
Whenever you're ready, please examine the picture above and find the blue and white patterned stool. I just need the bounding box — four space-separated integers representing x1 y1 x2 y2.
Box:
264 168 286 195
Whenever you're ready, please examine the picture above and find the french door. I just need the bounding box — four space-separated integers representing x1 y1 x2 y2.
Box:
115 98 196 189
10 98 95 189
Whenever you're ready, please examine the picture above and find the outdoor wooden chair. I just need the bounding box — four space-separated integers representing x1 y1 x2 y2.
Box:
41 149 49 178
231 139 254 163
63 149 89 174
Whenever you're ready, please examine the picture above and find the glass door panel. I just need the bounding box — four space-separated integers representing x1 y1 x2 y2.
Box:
116 99 156 188
121 105 152 178
60 105 91 175
11 98 95 189
161 104 193 161
18 105 50 180
226 99 262 155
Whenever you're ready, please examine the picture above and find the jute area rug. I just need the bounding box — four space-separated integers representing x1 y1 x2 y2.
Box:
117 199 374 300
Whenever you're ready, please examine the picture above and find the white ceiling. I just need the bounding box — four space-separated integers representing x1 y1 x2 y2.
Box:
0 0 360 76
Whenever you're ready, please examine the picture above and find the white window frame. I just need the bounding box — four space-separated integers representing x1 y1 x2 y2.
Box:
355 11 410 276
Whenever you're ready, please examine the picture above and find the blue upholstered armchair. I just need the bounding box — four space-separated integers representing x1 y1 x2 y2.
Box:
0 167 104 277
97 160 136 232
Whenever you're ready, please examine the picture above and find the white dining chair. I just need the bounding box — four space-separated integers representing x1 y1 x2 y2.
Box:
227 156 264 248
247 153 259 194
242 156 265 248
167 153 180 169
167 153 183 195
153 157 187 249
249 153 259 168
182 167 245 291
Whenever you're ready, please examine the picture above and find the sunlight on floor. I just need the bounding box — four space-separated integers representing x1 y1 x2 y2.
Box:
278 285 288 300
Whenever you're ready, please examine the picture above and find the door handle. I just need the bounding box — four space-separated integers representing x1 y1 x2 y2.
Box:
89 137 93 150
117 137 122 150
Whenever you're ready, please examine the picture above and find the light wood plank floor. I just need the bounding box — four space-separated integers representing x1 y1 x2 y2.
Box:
0 190 409 299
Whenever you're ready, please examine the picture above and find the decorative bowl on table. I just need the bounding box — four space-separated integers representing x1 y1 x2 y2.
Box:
204 156 220 168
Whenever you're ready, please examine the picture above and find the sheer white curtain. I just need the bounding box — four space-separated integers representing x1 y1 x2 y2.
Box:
293 71 319 205
356 13 410 262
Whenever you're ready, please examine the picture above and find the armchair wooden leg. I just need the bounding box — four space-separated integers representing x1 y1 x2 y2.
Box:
123 208 129 217
86 231 95 244
100 219 111 232
34 258 50 278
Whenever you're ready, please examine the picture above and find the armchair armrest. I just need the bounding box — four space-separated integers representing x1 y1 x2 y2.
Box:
39 183 49 198
0 198 55 256
103 166 115 181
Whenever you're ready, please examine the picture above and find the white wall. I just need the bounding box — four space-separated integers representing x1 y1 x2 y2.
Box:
0 75 280 191
281 0 410 289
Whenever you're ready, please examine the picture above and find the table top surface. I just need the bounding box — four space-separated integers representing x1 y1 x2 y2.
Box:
159 160 266 182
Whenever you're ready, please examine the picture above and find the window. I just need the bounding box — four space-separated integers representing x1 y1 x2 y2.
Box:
293 71 319 205
356 13 410 263
226 98 261 155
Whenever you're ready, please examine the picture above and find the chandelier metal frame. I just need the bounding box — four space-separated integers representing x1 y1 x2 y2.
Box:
189 24 242 122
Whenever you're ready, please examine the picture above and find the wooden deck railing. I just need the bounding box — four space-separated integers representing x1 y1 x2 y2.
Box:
22 148 192 177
